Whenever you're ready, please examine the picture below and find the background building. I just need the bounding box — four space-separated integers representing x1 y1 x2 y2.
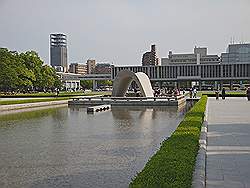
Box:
161 47 220 65
221 43 250 64
69 63 87 75
68 60 111 75
142 44 160 66
112 63 250 90
87 59 96 74
94 63 111 74
50 33 68 72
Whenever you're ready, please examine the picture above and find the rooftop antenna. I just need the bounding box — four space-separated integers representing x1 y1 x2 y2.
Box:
241 34 244 44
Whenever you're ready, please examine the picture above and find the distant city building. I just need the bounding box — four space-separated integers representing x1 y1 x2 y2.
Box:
50 33 68 72
87 59 96 74
54 66 65 72
69 63 87 75
142 44 160 66
161 47 220 65
221 43 250 64
94 63 111 74
57 72 81 91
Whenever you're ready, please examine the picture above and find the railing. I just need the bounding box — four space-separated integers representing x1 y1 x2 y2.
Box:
71 95 185 102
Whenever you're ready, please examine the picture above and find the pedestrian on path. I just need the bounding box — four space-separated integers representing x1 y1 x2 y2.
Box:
222 88 226 100
215 89 219 100
189 89 192 98
193 88 197 98
247 87 250 101
56 88 59 97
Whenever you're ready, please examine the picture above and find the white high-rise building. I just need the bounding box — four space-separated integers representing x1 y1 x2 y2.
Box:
50 33 68 72
161 47 220 65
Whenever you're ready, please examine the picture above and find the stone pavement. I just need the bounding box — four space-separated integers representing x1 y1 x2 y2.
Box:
206 97 250 188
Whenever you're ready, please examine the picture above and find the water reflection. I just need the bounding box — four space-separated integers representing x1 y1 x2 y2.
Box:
0 104 191 188
0 105 66 124
112 105 186 121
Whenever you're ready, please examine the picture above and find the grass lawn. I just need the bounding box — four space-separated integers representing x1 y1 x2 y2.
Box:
130 96 207 188
0 97 70 105
0 91 111 105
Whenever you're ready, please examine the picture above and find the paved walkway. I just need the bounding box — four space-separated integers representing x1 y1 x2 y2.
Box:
206 97 250 188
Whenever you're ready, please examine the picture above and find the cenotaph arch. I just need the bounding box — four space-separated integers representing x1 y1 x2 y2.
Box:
112 70 154 97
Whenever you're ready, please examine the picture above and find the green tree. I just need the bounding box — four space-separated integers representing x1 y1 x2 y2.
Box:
19 51 44 90
40 65 56 91
98 80 112 86
0 48 62 93
0 48 19 92
80 80 93 89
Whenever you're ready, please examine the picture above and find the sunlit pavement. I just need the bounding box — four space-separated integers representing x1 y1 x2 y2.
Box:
206 97 250 188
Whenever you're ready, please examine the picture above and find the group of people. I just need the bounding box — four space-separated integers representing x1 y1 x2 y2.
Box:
189 88 197 98
134 86 250 100
215 87 250 101
153 88 180 97
153 87 199 98
215 88 226 100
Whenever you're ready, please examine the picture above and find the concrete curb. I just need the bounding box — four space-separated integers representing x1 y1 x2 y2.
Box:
192 100 209 188
0 100 68 112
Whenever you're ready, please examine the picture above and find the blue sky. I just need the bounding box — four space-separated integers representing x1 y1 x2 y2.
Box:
0 0 250 65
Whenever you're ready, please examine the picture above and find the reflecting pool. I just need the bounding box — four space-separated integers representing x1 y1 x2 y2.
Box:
0 104 189 188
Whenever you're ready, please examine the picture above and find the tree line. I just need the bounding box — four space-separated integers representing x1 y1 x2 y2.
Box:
80 80 112 90
0 48 61 93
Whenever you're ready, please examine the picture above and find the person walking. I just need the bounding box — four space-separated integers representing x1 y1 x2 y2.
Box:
215 89 219 100
247 87 250 101
193 88 197 98
222 88 226 100
189 89 193 98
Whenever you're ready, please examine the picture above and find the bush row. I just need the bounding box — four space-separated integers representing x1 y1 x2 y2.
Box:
130 96 207 188
202 93 246 97
0 91 111 98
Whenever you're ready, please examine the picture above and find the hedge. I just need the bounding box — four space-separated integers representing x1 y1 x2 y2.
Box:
202 93 246 97
0 91 111 98
130 96 207 188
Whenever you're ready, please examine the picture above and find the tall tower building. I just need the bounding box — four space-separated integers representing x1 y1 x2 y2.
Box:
50 33 68 72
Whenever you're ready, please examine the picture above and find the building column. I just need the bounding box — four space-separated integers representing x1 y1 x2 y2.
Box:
69 82 72 91
93 80 97 91
220 81 223 90
74 81 77 91
77 81 80 90
214 81 218 90
177 81 180 89
64 81 67 91
159 81 162 89
240 81 244 89
174 81 177 89
230 80 233 90
199 81 202 91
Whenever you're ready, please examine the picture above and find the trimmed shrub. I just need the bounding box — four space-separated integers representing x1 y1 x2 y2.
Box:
130 96 207 188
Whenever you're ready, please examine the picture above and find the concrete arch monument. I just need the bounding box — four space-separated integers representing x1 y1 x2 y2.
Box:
112 70 154 97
